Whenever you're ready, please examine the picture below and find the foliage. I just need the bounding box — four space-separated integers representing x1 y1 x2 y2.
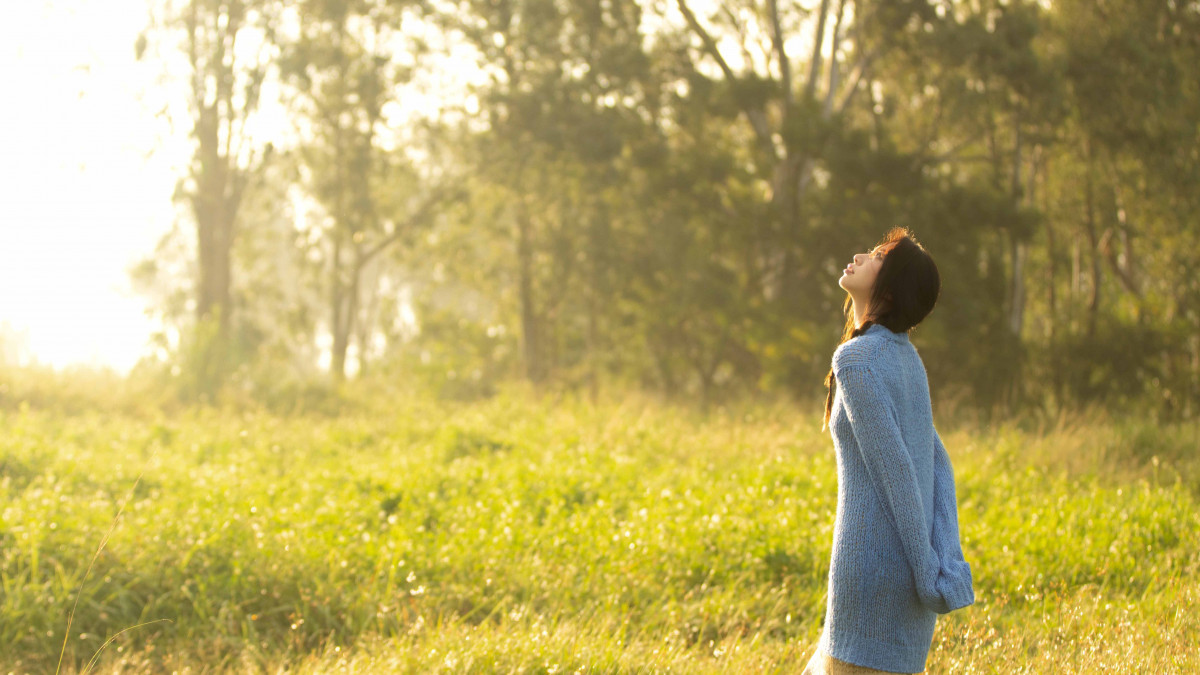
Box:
132 0 1200 419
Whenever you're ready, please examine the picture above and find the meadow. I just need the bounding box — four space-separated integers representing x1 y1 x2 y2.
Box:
1 389 1197 673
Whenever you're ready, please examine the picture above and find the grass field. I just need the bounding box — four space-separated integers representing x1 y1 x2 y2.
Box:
1 390 1197 673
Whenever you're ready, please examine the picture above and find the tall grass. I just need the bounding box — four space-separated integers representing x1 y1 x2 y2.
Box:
0 390 1196 673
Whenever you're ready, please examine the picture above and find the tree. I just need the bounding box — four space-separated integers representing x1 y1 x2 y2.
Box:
279 0 449 380
141 0 281 395
440 0 647 388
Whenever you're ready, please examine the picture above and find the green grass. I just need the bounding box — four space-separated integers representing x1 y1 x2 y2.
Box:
1 391 1197 673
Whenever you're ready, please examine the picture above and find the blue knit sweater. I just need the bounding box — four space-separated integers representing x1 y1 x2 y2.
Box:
819 323 974 673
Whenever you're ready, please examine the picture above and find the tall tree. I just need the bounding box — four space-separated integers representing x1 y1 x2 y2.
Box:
279 0 447 380
143 0 280 394
670 0 920 308
441 0 647 386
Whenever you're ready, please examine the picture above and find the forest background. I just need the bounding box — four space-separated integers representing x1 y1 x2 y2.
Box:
3 0 1193 421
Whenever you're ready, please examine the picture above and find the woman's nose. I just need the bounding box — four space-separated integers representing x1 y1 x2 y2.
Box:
853 254 864 265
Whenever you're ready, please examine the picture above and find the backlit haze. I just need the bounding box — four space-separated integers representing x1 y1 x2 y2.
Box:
0 0 772 373
0 0 177 371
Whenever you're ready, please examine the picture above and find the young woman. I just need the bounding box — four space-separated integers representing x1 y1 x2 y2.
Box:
803 228 975 674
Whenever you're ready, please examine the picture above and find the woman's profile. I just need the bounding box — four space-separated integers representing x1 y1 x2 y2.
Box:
803 227 975 674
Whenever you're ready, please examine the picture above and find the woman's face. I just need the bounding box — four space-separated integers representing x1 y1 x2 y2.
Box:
838 244 887 297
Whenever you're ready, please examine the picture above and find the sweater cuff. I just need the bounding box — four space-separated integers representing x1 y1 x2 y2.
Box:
935 559 975 613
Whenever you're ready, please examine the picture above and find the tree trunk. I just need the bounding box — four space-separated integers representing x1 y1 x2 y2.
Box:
1043 160 1056 339
517 199 542 383
1007 239 1027 337
1190 332 1199 420
185 0 257 395
648 335 678 394
585 204 607 404
193 179 235 396
774 157 802 306
354 256 380 380
330 234 348 381
193 189 234 339
1041 153 1063 407
1084 150 1101 339
330 242 363 381
328 16 354 382
1007 122 1026 340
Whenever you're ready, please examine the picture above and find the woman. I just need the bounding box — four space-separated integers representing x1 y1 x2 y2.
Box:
804 228 974 674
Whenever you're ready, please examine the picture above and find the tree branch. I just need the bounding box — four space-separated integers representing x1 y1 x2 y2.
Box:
804 0 832 102
768 0 792 112
823 0 848 117
676 0 776 157
836 47 878 114
359 184 465 266
676 0 739 85
720 4 755 78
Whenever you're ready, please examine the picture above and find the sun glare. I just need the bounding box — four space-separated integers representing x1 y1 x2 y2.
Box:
1 0 173 371
0 1 484 373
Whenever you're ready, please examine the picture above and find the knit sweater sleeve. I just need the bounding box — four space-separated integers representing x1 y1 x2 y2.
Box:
931 427 975 608
834 357 975 614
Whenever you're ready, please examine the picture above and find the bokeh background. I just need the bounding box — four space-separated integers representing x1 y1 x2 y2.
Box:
3 0 1197 418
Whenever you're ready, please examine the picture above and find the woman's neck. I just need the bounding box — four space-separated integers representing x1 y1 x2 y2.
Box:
853 302 869 329
853 298 889 330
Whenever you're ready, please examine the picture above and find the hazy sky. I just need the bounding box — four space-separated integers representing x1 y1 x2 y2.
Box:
1 0 177 371
0 0 480 373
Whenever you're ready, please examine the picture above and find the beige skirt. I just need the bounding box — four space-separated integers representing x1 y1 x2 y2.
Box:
802 646 921 674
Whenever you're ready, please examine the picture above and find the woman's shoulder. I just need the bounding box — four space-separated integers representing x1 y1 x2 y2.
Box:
832 332 887 374
832 325 912 374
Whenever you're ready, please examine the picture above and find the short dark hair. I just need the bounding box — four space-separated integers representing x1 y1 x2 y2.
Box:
822 227 940 431
866 227 941 333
